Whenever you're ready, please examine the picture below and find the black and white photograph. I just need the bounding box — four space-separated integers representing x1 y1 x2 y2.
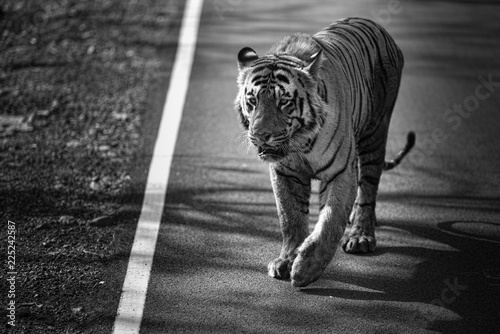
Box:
1 0 499 333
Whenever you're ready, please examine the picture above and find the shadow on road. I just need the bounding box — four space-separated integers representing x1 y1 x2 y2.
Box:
149 157 499 333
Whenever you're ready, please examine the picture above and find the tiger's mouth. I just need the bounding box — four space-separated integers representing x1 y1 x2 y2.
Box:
257 145 287 162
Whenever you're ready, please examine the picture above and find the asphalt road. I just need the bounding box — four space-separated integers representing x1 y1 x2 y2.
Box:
138 0 500 333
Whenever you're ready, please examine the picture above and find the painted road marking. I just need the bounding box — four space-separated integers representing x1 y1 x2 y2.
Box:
112 0 204 333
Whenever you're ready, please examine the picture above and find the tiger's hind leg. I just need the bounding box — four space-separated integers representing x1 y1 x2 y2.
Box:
341 131 388 254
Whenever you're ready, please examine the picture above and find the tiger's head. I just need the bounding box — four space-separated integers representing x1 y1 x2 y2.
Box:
235 46 325 162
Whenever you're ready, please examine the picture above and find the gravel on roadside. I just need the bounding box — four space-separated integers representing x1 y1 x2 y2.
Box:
0 1 183 332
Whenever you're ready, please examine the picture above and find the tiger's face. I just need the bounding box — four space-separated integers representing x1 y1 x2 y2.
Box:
235 47 323 162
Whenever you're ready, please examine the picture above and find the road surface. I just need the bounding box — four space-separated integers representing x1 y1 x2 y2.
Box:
135 0 500 333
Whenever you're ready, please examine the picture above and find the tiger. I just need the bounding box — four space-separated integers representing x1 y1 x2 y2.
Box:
234 17 415 287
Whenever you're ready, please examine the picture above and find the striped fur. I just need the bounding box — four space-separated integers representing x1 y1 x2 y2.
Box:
235 17 414 287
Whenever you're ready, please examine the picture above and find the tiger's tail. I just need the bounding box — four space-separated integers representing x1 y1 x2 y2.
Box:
383 131 416 171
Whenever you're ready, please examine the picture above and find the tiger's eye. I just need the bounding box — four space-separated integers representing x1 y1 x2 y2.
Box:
281 100 294 111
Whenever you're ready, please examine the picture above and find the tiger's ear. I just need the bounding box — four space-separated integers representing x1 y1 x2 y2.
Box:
304 50 323 77
238 47 258 70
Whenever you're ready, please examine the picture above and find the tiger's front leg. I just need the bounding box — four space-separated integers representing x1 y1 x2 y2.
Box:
268 165 311 281
290 164 357 287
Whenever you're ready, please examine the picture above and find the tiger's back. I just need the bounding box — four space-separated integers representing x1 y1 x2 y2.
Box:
314 17 404 148
267 17 404 158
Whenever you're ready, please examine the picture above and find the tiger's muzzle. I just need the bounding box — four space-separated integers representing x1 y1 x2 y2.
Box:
257 144 286 162
249 131 289 162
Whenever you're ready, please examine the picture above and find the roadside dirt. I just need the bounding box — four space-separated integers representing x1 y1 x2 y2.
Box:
0 1 183 332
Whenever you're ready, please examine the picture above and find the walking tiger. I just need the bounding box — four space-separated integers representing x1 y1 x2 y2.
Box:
234 17 415 287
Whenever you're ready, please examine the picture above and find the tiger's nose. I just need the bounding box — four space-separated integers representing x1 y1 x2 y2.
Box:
254 131 272 142
251 131 273 145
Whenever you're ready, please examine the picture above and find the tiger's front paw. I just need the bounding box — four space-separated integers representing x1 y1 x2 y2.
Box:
268 258 292 280
290 254 324 287
341 234 376 253
290 241 333 287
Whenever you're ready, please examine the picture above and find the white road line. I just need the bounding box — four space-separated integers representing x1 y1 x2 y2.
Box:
112 0 204 333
